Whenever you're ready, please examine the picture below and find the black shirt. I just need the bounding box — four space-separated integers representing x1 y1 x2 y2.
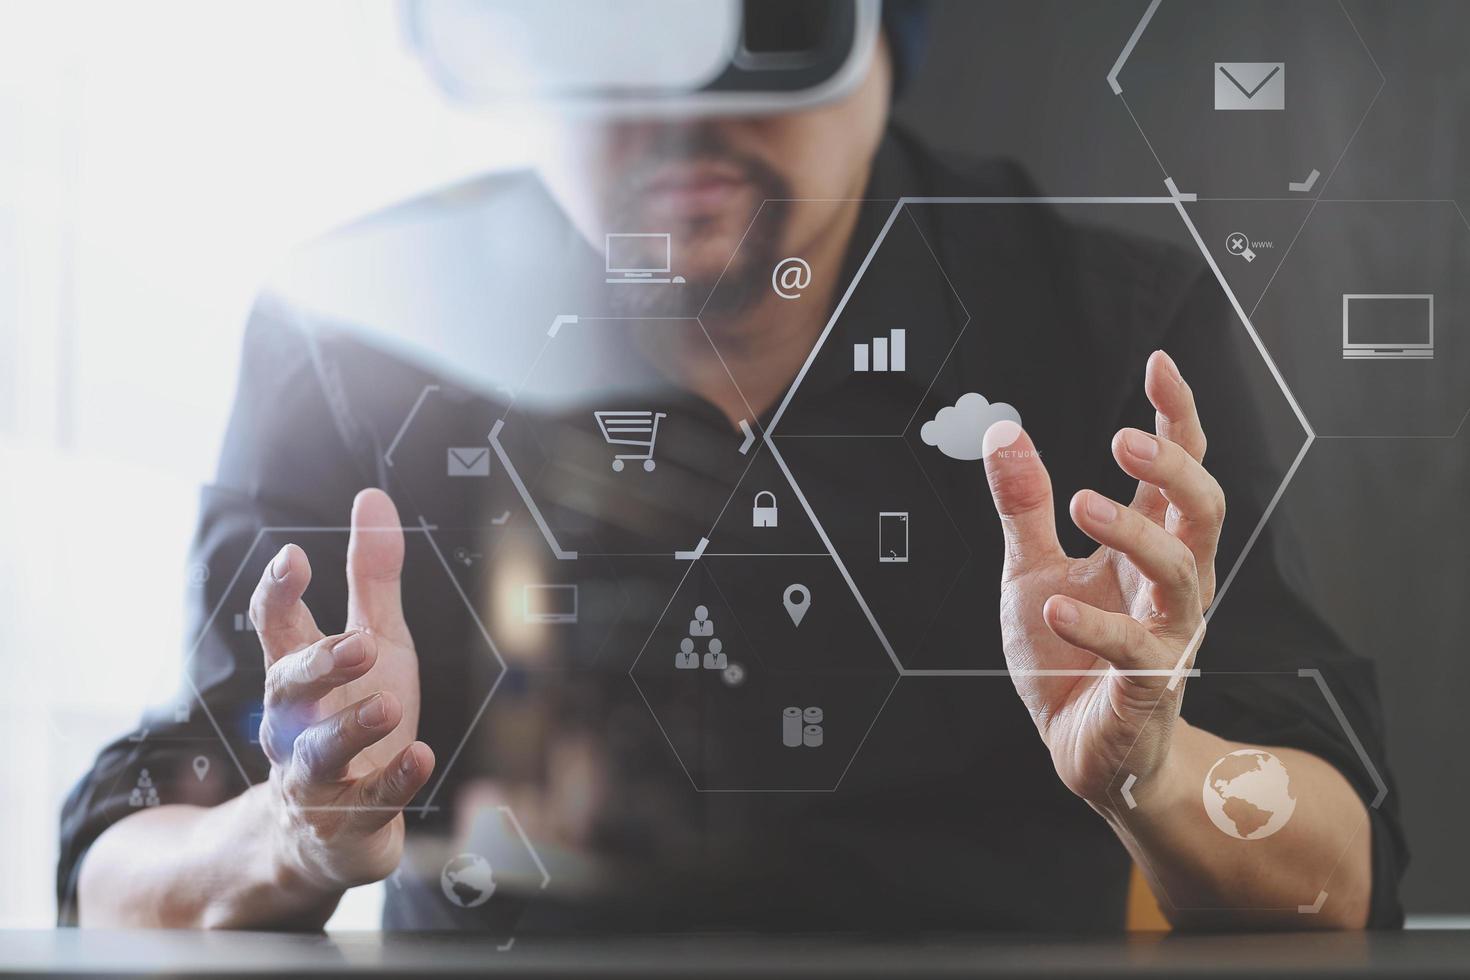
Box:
58 129 1406 932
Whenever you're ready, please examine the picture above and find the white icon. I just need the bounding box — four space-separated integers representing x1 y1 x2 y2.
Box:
772 256 812 299
1225 232 1256 263
522 584 578 624
1202 749 1297 840
689 605 714 637
1342 293 1435 360
721 662 746 687
186 562 210 587
605 232 685 285
675 637 699 669
1214 62 1285 111
452 547 481 567
128 768 160 808
782 706 823 748
447 447 491 477
441 853 497 908
782 584 810 627
852 328 906 373
752 490 779 528
921 392 1023 461
593 410 668 472
192 756 210 782
703 637 728 671
776 255 811 296
172 700 191 723
879 512 909 563
232 612 254 633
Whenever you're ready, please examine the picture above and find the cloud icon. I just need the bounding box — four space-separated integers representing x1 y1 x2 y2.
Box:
920 392 1022 461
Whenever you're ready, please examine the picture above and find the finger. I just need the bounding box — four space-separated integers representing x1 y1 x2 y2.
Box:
982 423 1065 576
1112 427 1224 601
1043 595 1166 674
287 692 402 784
259 631 378 764
1069 490 1201 628
1129 351 1204 523
348 742 436 833
249 543 324 666
346 489 408 639
1146 350 1206 462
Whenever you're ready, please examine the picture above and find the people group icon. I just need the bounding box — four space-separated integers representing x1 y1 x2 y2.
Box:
676 604 727 670
128 768 161 808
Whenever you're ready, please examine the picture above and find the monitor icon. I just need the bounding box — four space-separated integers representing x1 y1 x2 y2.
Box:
1342 294 1434 360
605 233 685 285
522 584 579 624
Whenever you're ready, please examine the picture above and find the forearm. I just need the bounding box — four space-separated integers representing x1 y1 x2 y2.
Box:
1097 721 1372 930
77 783 342 929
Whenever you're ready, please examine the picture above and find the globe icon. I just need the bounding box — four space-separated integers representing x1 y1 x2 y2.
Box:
1201 749 1297 840
439 853 496 908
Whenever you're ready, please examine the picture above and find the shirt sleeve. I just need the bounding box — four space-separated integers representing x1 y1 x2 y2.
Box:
1128 268 1409 928
55 295 376 924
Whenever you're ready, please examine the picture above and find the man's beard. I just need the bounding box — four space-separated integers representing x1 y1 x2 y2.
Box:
603 128 790 319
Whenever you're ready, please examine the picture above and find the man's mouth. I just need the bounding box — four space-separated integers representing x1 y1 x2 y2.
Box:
639 161 755 217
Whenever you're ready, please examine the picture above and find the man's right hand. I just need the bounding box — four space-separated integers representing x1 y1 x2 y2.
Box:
249 488 435 897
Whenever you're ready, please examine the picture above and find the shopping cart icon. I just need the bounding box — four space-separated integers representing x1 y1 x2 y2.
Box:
593 410 668 472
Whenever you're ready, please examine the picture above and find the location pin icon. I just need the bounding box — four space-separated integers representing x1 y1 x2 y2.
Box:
782 584 810 627
192 756 210 782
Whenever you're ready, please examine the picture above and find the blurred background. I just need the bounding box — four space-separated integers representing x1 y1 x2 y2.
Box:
1 0 1465 928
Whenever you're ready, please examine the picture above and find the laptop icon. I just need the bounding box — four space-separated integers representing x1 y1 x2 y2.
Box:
522 584 579 624
605 233 685 285
1342 294 1435 360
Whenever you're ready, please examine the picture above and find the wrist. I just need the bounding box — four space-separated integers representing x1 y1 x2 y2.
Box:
198 782 342 929
1093 721 1197 822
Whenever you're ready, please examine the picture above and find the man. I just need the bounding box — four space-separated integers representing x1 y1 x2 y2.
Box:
61 7 1405 933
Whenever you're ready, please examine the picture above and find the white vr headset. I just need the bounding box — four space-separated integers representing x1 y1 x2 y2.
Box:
400 0 881 116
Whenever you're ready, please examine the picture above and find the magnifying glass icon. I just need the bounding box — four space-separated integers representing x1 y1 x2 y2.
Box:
1225 232 1256 263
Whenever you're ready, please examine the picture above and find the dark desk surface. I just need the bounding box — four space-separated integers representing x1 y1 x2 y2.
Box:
2 929 1467 978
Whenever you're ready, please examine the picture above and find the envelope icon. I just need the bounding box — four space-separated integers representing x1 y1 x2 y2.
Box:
1215 62 1284 111
447 447 490 477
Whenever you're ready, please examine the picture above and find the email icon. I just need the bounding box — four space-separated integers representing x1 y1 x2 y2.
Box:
447 447 490 477
1214 62 1284 111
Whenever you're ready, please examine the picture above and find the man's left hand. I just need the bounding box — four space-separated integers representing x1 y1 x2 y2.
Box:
981 350 1224 806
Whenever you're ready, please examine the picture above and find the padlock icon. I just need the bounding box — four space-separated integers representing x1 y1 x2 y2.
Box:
752 490 778 528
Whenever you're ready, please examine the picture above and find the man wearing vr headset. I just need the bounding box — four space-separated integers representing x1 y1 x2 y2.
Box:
62 1 1404 934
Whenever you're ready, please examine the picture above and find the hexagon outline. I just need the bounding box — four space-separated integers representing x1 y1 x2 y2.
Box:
433 316 770 562
762 191 1314 687
1248 198 1470 439
1104 667 1389 916
625 554 904 793
1108 0 1386 202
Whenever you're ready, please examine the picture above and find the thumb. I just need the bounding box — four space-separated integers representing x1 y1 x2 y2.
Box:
346 488 408 637
982 422 1064 576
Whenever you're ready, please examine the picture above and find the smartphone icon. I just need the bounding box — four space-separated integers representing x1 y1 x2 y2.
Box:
878 511 909 563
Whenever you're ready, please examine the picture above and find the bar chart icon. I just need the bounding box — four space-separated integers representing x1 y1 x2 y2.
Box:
853 329 907 373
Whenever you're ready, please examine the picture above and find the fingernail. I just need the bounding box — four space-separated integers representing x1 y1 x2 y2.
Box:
1123 429 1158 460
982 419 1023 456
1051 598 1080 626
357 694 386 728
1157 350 1183 385
332 632 366 669
401 748 418 774
271 547 291 581
1085 493 1117 523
